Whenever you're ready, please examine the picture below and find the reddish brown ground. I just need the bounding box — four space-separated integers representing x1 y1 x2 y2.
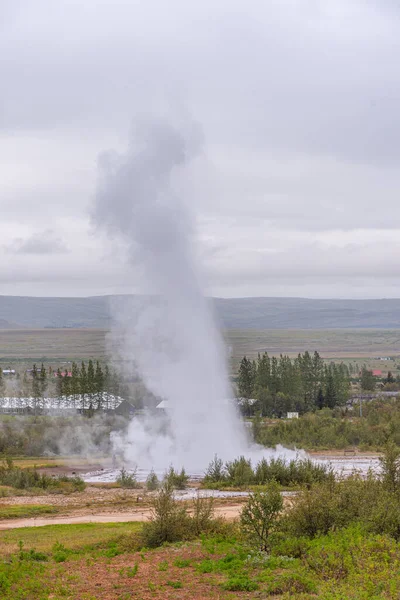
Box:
49 544 249 600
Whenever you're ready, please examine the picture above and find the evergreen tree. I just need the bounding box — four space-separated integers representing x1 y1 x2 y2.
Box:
237 357 255 398
269 356 280 397
325 372 337 409
40 362 48 409
103 365 111 410
95 361 104 410
80 362 88 411
316 387 325 410
22 371 31 400
55 368 63 405
31 364 41 414
70 362 80 408
386 371 395 384
256 353 271 389
87 359 95 402
361 367 375 391
0 368 5 399
63 370 70 399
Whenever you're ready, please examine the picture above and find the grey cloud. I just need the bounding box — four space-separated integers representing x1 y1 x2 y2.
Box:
1 1 400 165
5 230 69 255
1 0 400 298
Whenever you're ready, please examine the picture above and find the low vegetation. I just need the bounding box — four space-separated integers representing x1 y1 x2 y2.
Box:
254 397 400 450
116 467 140 489
203 453 333 488
0 458 85 493
0 505 58 520
141 482 225 548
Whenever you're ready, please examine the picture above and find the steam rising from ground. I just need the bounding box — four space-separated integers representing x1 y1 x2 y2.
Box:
93 118 296 472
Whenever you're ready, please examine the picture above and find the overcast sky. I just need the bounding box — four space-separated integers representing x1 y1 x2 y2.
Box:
1 0 400 299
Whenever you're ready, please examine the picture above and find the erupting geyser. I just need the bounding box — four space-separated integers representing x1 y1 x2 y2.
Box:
92 118 295 474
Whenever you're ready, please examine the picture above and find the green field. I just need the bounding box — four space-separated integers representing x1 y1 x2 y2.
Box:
1 328 400 374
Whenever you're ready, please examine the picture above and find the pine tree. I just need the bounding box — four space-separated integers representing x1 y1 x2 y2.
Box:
237 357 255 398
361 367 375 391
325 372 337 409
70 362 80 409
80 362 88 411
31 364 41 414
63 370 70 399
40 362 48 410
317 387 325 410
95 361 104 410
386 371 395 384
256 353 271 389
0 368 5 398
103 365 111 410
87 360 95 404
56 368 63 405
22 371 31 400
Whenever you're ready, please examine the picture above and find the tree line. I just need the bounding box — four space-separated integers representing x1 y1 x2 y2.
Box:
0 361 122 412
237 351 350 417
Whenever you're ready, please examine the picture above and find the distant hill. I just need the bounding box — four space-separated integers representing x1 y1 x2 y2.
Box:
0 318 23 330
0 295 400 329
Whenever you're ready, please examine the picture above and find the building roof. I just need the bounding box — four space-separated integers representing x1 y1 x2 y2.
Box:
372 369 383 377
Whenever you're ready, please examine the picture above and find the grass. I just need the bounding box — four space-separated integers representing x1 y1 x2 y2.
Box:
0 521 142 555
0 505 58 520
0 520 398 598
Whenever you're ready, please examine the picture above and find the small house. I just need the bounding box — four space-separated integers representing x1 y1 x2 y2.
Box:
113 399 136 418
287 412 299 419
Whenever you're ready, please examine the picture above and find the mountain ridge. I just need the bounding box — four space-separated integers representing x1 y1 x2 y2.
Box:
1 295 400 330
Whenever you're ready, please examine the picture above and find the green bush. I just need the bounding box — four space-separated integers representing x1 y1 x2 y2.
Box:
203 455 226 483
145 469 159 491
202 454 333 489
141 483 191 548
240 481 283 550
225 456 254 486
164 466 189 490
116 467 140 489
141 484 226 548
222 576 258 591
0 458 85 492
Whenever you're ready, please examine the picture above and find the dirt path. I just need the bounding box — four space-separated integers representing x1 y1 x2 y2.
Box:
0 503 244 530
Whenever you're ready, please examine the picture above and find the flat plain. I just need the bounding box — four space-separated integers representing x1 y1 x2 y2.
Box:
1 327 400 374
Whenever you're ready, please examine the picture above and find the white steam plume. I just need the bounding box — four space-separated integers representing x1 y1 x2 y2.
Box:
92 118 297 473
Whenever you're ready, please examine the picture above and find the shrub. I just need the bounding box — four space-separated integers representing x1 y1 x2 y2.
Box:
164 466 189 490
141 484 228 548
117 467 140 489
141 483 190 548
0 458 85 492
379 441 400 492
191 495 214 535
282 474 400 540
240 481 283 551
204 455 226 483
146 469 159 491
225 456 254 486
222 576 258 591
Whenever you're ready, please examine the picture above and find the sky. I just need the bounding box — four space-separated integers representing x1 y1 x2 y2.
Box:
1 0 400 299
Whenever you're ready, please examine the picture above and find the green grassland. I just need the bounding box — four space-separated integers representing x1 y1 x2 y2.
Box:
0 521 399 598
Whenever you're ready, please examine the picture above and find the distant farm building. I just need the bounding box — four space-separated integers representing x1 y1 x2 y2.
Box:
2 369 15 376
287 412 299 419
0 393 126 415
372 369 383 377
113 399 136 418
